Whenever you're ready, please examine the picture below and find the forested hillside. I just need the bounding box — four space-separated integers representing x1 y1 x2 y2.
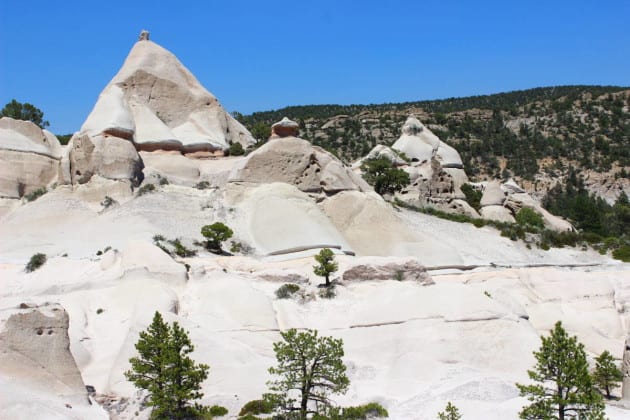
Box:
238 86 630 202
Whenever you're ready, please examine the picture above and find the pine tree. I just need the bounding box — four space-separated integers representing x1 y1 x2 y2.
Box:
593 350 623 399
437 402 462 420
516 321 605 420
313 248 338 287
125 312 209 419
265 329 349 420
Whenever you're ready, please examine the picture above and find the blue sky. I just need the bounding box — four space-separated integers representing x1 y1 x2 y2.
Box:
1 0 629 134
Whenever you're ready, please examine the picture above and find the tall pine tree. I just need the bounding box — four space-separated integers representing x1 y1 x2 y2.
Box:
125 312 209 419
516 321 605 420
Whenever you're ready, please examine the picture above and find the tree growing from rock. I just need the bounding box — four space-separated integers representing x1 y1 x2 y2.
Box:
201 222 233 253
516 321 605 420
265 329 349 420
1 99 49 128
313 248 338 287
360 158 410 196
593 350 623 399
437 402 462 420
125 311 209 419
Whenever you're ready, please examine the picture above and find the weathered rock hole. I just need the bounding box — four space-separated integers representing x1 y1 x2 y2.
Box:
36 328 43 335
47 330 53 335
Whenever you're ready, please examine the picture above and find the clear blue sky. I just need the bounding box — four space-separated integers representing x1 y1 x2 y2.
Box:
1 0 629 134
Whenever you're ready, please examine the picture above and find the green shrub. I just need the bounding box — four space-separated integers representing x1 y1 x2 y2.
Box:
137 184 156 196
168 238 197 257
24 187 47 202
228 142 245 156
473 218 486 228
461 183 482 211
159 177 169 186
96 308 104 314
238 399 274 416
339 402 389 419
613 245 630 262
275 283 301 299
208 405 228 417
26 253 47 272
515 207 545 229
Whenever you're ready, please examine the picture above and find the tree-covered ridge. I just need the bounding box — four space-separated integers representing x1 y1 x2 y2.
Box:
238 85 630 182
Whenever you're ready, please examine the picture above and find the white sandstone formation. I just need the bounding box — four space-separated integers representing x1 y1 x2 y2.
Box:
69 30 255 185
229 118 369 194
384 116 469 211
363 116 572 230
479 180 515 223
229 182 354 256
0 117 62 198
392 115 440 164
0 303 105 419
67 132 144 186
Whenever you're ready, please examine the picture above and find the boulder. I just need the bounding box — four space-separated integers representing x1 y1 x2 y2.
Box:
480 181 506 207
502 178 526 194
480 205 516 223
0 117 62 198
229 136 369 194
342 258 433 284
391 115 440 164
68 133 144 185
0 304 87 401
364 144 407 166
271 117 300 138
436 141 464 168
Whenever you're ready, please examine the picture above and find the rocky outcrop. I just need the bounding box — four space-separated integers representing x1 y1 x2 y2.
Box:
68 132 144 185
271 117 300 138
478 181 515 223
343 259 433 284
383 116 469 213
255 269 309 284
0 117 62 198
70 30 255 185
229 121 369 194
0 304 87 401
480 181 506 207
